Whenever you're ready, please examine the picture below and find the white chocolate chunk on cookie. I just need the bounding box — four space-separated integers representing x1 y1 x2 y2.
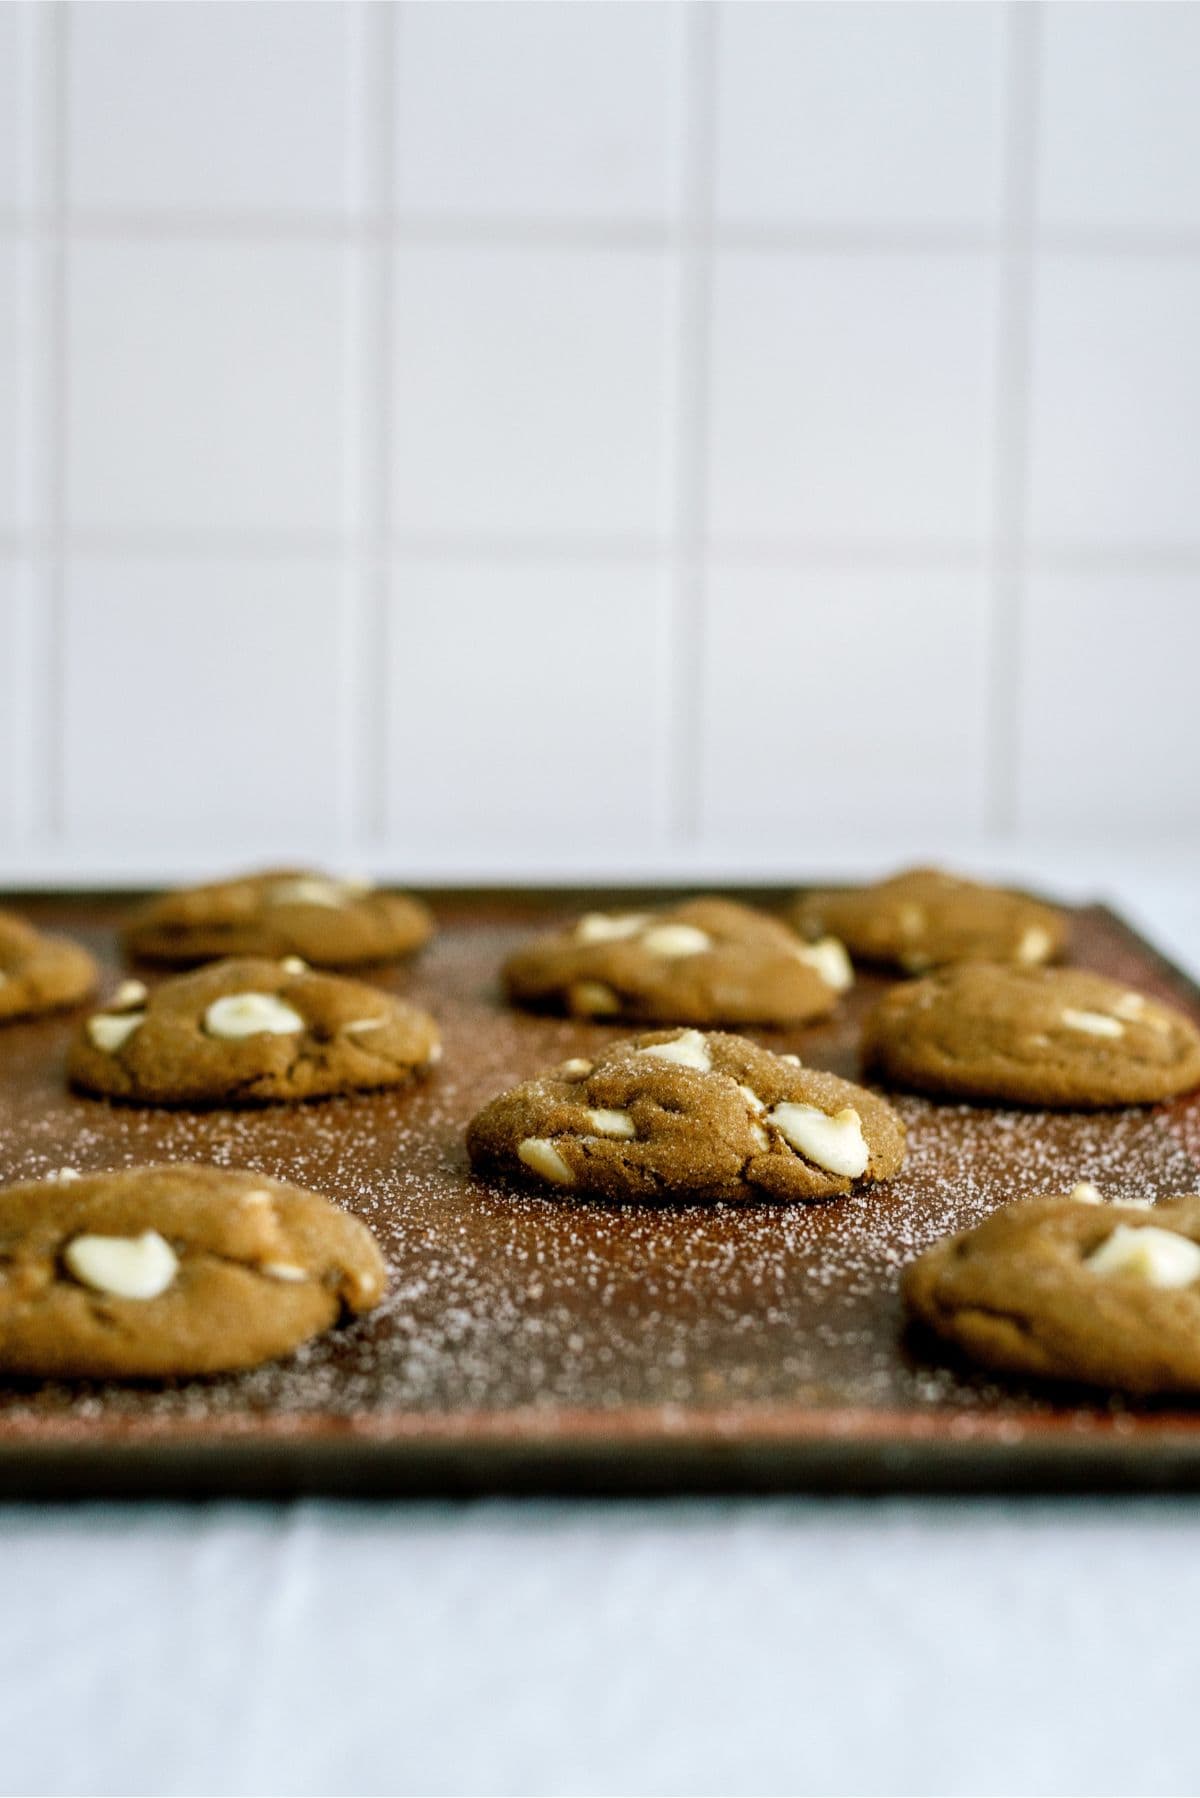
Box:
110 979 148 1010
87 1011 145 1053
583 1108 636 1139
517 1138 574 1186
64 1229 179 1300
634 1029 712 1073
1113 992 1146 1021
260 1261 308 1283
280 956 308 974
767 1102 869 1178
344 1016 387 1035
1086 1224 1200 1288
575 912 648 945
1062 1008 1124 1039
1069 1180 1102 1204
204 992 305 1040
570 981 621 1016
792 937 853 992
1017 925 1053 964
268 876 349 909
737 1083 766 1113
639 923 712 959
561 1058 592 1080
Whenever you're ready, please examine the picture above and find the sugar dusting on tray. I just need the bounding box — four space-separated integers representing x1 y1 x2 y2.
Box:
0 900 1197 1435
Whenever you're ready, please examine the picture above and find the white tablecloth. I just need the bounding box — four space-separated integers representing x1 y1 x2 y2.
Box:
4 870 1200 1798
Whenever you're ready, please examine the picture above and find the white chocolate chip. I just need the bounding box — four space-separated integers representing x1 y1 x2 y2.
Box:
767 1103 869 1178
64 1230 179 1300
280 956 308 974
204 993 305 1040
561 1058 592 1079
737 1084 766 1113
426 1041 443 1064
1113 992 1146 1021
780 1053 802 1067
571 981 621 1016
749 1121 770 1151
87 1012 145 1053
517 1138 574 1186
792 936 853 992
1018 925 1053 964
635 1029 712 1073
344 1016 386 1034
268 876 349 909
260 1261 308 1283
1070 1180 1103 1204
52 1167 82 1184
583 1108 636 1139
110 979 148 1010
1086 1224 1200 1288
638 923 713 959
1061 1008 1124 1039
575 912 649 945
897 903 926 938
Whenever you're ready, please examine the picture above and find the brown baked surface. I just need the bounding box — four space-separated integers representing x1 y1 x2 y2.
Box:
863 963 1200 1108
904 1194 1200 1394
467 1028 905 1202
68 956 440 1106
503 896 843 1026
123 869 433 967
0 1164 385 1378
0 908 97 1022
793 867 1066 973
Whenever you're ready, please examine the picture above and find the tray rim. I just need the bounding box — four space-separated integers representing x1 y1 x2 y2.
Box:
1 890 1199 1502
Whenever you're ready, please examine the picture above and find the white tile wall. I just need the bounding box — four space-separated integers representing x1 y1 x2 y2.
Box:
61 559 351 846
1018 574 1200 837
0 0 1197 883
391 245 673 540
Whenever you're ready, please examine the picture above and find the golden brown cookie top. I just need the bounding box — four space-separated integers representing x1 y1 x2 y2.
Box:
467 1027 905 1202
904 1191 1200 1393
862 964 1200 1108
503 896 852 1027
0 1163 386 1379
792 867 1066 973
0 907 98 1022
68 957 441 1107
123 869 434 967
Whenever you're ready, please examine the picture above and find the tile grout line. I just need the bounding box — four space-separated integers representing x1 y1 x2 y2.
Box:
986 2 1040 839
666 1 718 849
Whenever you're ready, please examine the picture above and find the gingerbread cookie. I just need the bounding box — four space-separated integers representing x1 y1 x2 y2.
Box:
792 867 1065 973
123 869 433 967
905 1191 1200 1393
503 897 852 1027
862 964 1200 1108
467 1028 904 1202
0 1164 385 1378
0 908 97 1021
68 958 440 1106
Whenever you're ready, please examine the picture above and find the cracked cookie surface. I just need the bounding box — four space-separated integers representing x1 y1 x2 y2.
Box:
0 908 97 1021
0 1163 386 1378
68 957 440 1106
863 964 1200 1108
792 867 1065 973
503 897 851 1027
467 1028 905 1202
905 1193 1200 1393
123 868 433 967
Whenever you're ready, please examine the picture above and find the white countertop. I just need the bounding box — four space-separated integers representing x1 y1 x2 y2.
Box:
4 871 1200 1798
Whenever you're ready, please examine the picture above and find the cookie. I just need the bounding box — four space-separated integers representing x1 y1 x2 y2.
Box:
862 964 1200 1108
0 1164 385 1378
792 867 1065 973
123 869 433 968
502 897 852 1027
68 958 440 1106
467 1027 905 1202
904 1191 1200 1394
0 908 97 1021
